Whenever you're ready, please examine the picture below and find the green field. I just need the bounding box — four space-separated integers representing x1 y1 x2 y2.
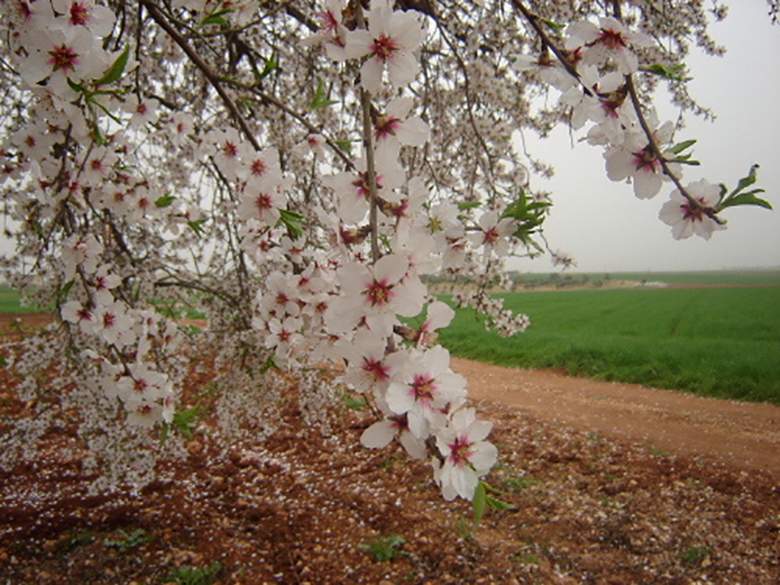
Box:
0 287 44 314
3 278 780 403
507 269 780 288
440 287 780 404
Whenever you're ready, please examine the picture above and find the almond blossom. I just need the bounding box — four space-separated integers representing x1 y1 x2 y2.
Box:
323 151 404 224
303 0 348 61
52 0 115 37
385 346 466 439
19 27 104 95
434 407 498 501
414 301 455 347
340 330 407 394
345 0 425 93
374 97 430 158
361 403 426 460
565 17 651 75
469 211 517 257
658 179 725 240
605 122 678 199
325 254 425 337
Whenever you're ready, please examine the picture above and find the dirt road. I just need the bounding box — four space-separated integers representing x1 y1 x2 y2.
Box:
453 357 780 478
4 313 778 478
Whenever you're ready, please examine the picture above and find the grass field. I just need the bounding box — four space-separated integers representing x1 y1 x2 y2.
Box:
439 287 780 404
3 277 779 404
0 287 45 314
509 269 780 288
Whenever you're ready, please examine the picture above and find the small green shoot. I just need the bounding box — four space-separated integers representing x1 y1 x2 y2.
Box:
503 474 540 493
57 530 95 555
473 481 516 525
103 528 152 552
455 516 473 541
649 446 671 458
359 534 406 562
161 406 202 442
511 550 540 565
342 392 367 411
165 561 223 585
309 78 337 110
680 545 711 567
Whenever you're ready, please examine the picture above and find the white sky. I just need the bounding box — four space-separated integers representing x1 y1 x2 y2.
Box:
510 1 780 273
2 3 777 274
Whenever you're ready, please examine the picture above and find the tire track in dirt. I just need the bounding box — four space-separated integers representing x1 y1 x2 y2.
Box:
453 357 780 478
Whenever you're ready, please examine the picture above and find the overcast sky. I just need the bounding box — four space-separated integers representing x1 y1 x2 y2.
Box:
2 4 777 275
511 1 780 273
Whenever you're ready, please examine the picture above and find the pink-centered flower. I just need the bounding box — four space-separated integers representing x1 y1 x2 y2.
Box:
302 0 349 61
341 330 407 393
434 407 498 501
325 254 425 337
52 0 115 37
361 408 426 460
604 122 678 199
20 28 103 95
323 151 404 224
385 345 466 439
345 0 425 93
468 210 516 257
658 179 725 240
565 17 651 75
374 97 430 159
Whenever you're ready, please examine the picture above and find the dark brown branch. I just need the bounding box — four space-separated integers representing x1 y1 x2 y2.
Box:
140 0 262 151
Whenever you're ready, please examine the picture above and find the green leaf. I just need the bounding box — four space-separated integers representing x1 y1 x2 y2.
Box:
646 62 689 82
260 356 278 374
343 393 367 411
668 139 697 155
719 190 772 211
502 189 549 242
334 138 354 156
200 8 234 27
719 164 771 211
91 123 107 146
278 209 305 239
729 164 760 197
155 194 175 208
57 280 75 304
667 157 700 166
187 219 207 237
473 481 487 524
486 494 515 511
0 355 7 368
457 201 481 211
541 18 565 33
171 406 202 439
67 78 85 93
95 46 130 86
257 52 279 81
309 79 336 110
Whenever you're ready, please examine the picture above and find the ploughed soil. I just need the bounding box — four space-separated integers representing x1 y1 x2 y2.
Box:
1 314 779 584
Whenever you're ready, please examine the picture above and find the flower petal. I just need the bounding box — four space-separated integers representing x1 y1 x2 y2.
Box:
360 420 396 448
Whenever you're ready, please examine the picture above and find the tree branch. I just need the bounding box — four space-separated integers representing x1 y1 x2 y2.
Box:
139 0 262 151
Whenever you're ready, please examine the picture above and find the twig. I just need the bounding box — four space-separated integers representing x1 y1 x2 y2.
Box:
140 0 261 151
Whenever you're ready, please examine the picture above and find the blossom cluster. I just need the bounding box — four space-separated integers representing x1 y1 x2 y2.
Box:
520 16 726 240
0 1 768 503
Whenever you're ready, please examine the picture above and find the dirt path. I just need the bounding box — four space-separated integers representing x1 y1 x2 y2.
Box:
4 313 778 479
453 357 780 478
